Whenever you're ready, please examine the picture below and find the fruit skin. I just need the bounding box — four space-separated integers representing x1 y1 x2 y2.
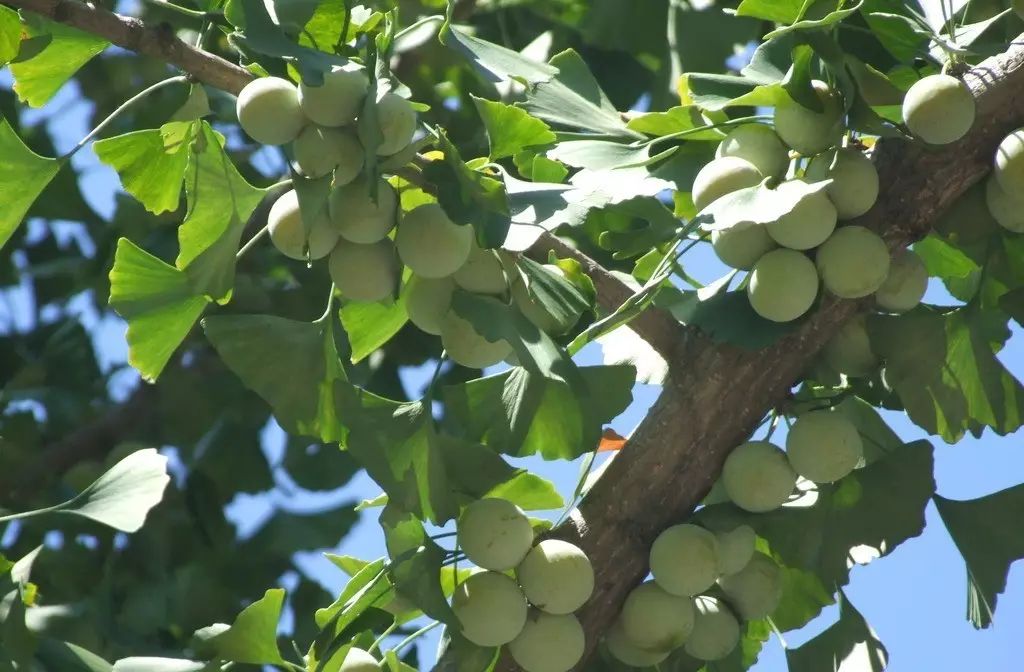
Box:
804 148 880 219
718 553 782 621
765 180 837 250
786 410 863 483
995 129 1024 193
773 80 844 155
823 315 878 377
452 571 528 646
620 580 695 652
711 222 776 270
716 525 756 576
876 249 928 313
294 126 365 182
605 622 670 667
747 249 820 323
396 204 473 278
329 178 397 244
236 77 307 146
902 74 975 145
649 524 720 597
453 245 508 295
327 646 379 672
722 441 797 513
716 124 789 178
685 596 740 662
441 312 514 369
457 498 534 571
298 63 368 127
515 539 594 615
507 611 585 672
816 226 891 299
403 276 454 335
328 239 399 303
985 175 1024 232
374 91 418 156
268 190 339 261
692 157 763 211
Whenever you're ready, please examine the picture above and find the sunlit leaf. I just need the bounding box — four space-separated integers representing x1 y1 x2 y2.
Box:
10 16 107 106
192 589 286 665
55 449 170 533
472 96 556 160
0 117 61 250
786 591 887 672
93 122 195 215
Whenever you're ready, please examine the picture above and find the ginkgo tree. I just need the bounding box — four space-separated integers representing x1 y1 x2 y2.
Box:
1 0 1024 671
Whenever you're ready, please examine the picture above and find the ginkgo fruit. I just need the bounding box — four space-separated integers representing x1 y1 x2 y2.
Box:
268 190 339 261
507 611 585 672
457 498 534 571
374 91 418 156
692 156 763 211
452 571 528 646
298 63 368 127
329 178 397 244
747 249 819 323
716 525 756 576
403 276 454 335
722 441 796 513
985 175 1024 232
293 126 365 182
716 124 789 179
996 129 1024 193
773 80 844 155
453 245 508 295
649 524 720 597
441 312 514 369
396 204 473 278
804 148 880 220
605 622 670 667
236 76 306 146
902 74 975 145
786 410 863 483
331 646 379 672
620 580 695 652
823 315 878 377
328 239 398 303
516 539 594 615
816 226 891 299
710 222 776 270
717 553 782 621
685 596 740 662
876 249 928 313
764 180 837 250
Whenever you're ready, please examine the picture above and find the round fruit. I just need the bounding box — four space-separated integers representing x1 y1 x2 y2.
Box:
236 77 306 146
605 622 670 667
516 539 594 615
710 222 776 270
765 180 837 250
716 124 789 178
816 226 891 299
268 190 339 261
403 276 454 335
293 126 365 181
396 204 473 278
649 524 720 597
786 410 863 483
722 441 796 513
453 245 507 295
685 597 740 662
298 63 368 127
823 315 878 377
718 553 782 621
747 249 820 323
441 312 514 369
329 178 397 244
876 249 928 313
328 239 398 303
620 581 695 652
457 498 534 571
773 80 844 155
327 646 379 672
511 267 579 335
804 148 880 220
452 571 528 646
995 129 1024 193
985 175 1024 232
692 157 763 211
507 611 585 672
902 74 975 145
374 91 418 156
716 525 756 576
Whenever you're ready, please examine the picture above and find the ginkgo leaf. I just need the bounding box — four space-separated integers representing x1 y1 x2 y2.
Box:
785 590 888 672
191 589 286 665
0 117 61 250
93 122 195 215
113 659 207 672
10 16 108 107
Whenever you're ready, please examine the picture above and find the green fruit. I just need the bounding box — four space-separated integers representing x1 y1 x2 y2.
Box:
902 74 975 145
764 180 837 250
816 226 891 298
374 91 418 156
716 124 789 178
328 239 398 302
453 245 507 295
328 178 397 244
823 315 878 377
606 622 670 667
396 204 473 278
452 571 528 646
268 190 340 261
649 524 720 597
876 249 928 313
298 63 368 127
457 498 534 571
717 553 782 621
685 597 739 661
773 80 844 155
293 126 365 181
511 266 579 335
804 148 880 220
692 157 763 211
620 581 695 652
786 410 863 483
985 175 1024 232
441 312 514 369
508 611 585 672
715 525 756 576
236 77 306 146
747 249 819 323
516 539 594 615
995 128 1024 195
325 646 379 672
710 222 776 270
722 441 796 513
403 275 454 335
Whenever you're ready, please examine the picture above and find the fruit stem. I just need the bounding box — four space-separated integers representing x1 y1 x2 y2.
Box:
141 0 219 22
369 621 400 654
236 223 270 260
390 620 441 656
646 114 773 149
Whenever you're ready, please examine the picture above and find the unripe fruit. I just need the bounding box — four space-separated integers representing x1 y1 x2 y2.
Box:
453 246 507 295
330 647 379 672
786 410 863 483
710 223 776 270
718 553 782 621
985 175 1024 232
692 157 763 211
804 148 880 219
716 124 789 178
441 312 514 369
765 180 837 250
605 622 670 667
902 74 975 145
685 597 740 662
620 581 695 652
511 266 579 335
236 77 306 146
403 276 454 335
823 315 878 377
747 249 819 323
374 91 418 156
995 128 1024 193
716 525 756 576
329 239 399 303
452 571 528 646
722 441 796 513
268 190 340 261
457 498 534 571
649 524 720 597
293 126 365 182
516 540 594 615
508 611 585 672
329 178 397 244
396 204 473 278
773 80 844 155
816 226 891 298
876 249 928 312
298 63 368 127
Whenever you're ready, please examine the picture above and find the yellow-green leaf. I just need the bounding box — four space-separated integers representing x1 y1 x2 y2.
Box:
0 6 21 66
11 17 108 107
93 122 196 215
0 117 61 250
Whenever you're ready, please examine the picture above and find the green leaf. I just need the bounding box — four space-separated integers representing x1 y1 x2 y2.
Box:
439 18 557 85
705 178 831 228
735 0 805 23
0 6 20 66
35 640 112 672
625 106 723 140
682 73 786 112
860 2 927 62
514 256 589 332
192 589 286 665
484 471 564 511
113 659 208 672
93 122 195 215
472 96 556 160
315 559 389 628
934 484 1024 628
10 17 107 106
340 297 408 364
0 117 61 250
657 285 800 350
230 0 345 83
380 505 457 624
785 591 887 672
764 1 863 39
